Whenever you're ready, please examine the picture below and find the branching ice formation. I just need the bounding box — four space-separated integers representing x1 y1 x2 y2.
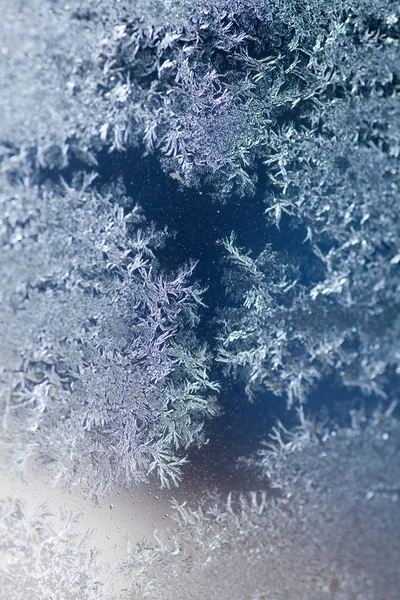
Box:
0 499 114 600
0 165 218 495
118 408 400 599
214 1 400 404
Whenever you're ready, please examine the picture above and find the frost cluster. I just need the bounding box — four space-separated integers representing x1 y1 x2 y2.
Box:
0 499 113 600
0 163 218 494
215 1 400 404
119 409 400 599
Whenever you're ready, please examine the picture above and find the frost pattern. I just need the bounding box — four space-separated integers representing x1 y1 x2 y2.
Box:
2 0 397 198
0 0 399 597
0 166 218 495
0 499 113 600
216 2 400 404
119 408 400 599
